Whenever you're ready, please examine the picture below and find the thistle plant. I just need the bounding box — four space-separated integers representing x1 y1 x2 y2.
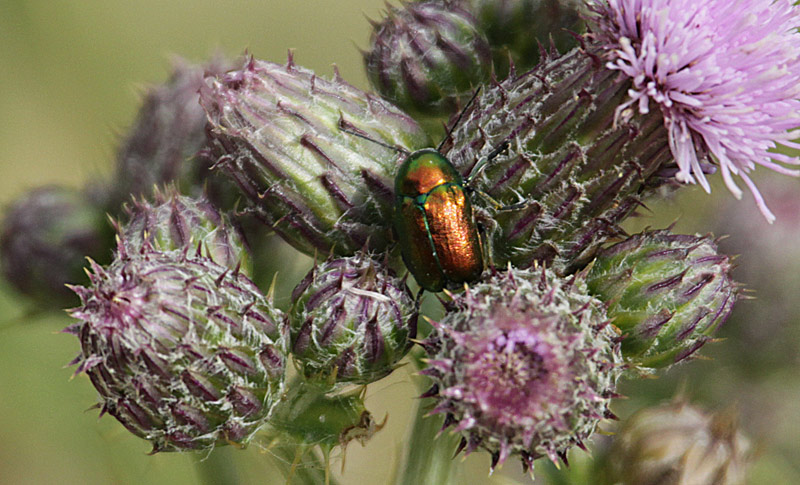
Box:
5 0 800 483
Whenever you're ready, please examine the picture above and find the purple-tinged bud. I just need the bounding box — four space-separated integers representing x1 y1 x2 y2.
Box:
422 267 622 475
611 398 752 485
67 251 287 452
364 1 492 118
464 0 585 78
586 230 737 371
288 253 417 385
201 55 430 258
103 56 239 214
0 185 114 308
117 187 247 271
441 47 675 274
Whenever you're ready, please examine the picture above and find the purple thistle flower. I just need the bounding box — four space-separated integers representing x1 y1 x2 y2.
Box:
591 0 800 222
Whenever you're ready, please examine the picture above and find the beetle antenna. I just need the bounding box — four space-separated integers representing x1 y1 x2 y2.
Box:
338 116 409 155
437 86 482 152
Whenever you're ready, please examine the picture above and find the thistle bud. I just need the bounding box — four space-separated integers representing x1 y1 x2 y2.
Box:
288 253 417 385
0 185 114 308
201 55 430 257
364 1 493 118
67 251 287 452
118 187 247 271
464 0 585 78
102 56 239 214
586 230 737 370
611 399 751 485
422 267 622 474
441 47 675 274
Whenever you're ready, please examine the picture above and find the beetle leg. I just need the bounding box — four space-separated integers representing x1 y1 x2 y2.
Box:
464 139 510 185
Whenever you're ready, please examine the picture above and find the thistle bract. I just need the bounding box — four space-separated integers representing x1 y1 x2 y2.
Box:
67 251 287 452
422 267 622 474
590 0 800 222
441 47 674 273
118 187 247 271
288 253 417 385
586 230 737 370
201 55 430 257
364 0 492 117
611 399 751 485
0 185 114 307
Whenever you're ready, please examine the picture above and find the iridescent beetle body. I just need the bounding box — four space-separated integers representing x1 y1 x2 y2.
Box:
393 148 483 292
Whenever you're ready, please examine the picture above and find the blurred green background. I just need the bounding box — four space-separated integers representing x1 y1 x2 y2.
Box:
1 1 799 484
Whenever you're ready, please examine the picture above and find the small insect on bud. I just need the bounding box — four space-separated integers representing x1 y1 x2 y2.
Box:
67 250 287 452
586 230 737 371
288 253 418 385
422 267 622 475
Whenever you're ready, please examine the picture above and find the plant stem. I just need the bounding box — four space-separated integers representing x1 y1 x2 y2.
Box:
194 447 241 485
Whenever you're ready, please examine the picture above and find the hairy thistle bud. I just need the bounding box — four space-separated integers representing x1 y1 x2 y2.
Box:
288 253 417 385
67 251 287 452
0 185 114 308
611 398 751 485
465 0 585 78
201 55 430 257
422 267 622 474
364 1 492 118
586 230 737 370
103 56 239 214
441 47 676 274
117 187 247 271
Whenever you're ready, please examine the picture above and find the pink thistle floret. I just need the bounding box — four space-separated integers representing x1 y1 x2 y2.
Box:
592 0 800 222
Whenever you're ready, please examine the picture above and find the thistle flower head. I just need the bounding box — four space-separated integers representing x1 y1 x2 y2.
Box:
611 398 752 485
67 251 287 452
422 267 622 474
364 0 493 117
118 187 247 271
590 0 800 222
0 185 114 307
586 229 737 370
201 55 430 257
288 253 417 385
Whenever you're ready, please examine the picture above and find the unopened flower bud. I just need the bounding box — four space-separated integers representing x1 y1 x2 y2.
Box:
201 55 430 257
364 1 492 118
422 267 622 474
288 253 417 385
67 251 287 452
611 399 751 485
0 185 114 308
118 187 247 271
586 230 737 370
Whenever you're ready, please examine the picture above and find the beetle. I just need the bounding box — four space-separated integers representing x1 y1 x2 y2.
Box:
342 90 510 292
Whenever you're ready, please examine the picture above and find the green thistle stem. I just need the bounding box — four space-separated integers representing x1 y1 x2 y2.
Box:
396 354 460 485
266 442 341 485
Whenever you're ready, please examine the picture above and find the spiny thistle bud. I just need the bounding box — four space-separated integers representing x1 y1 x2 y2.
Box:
0 185 114 308
117 187 247 271
364 1 493 118
441 46 676 274
288 253 417 385
421 267 622 474
464 0 585 78
611 398 752 485
201 55 430 257
67 250 287 452
586 230 737 370
103 56 239 214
